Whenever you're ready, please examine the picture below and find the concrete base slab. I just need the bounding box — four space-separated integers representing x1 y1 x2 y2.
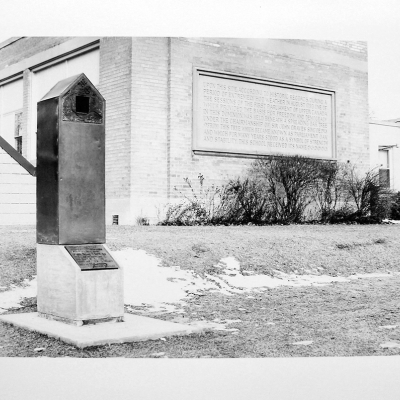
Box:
37 244 124 323
0 313 204 348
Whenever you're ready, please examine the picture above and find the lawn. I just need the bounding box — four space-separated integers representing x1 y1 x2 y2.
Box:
1 224 400 358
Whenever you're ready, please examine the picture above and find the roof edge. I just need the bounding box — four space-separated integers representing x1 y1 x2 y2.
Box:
39 73 103 102
0 37 24 50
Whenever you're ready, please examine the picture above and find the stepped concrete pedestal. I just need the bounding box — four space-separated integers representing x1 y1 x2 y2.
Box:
0 312 204 348
36 244 124 326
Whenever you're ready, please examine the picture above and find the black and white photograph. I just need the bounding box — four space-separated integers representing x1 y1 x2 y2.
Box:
1 1 400 399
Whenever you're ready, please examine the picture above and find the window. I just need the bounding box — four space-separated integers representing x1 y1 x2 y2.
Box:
378 149 390 188
76 96 90 114
14 111 23 154
0 78 23 151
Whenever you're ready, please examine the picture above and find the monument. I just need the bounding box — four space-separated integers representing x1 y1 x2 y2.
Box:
0 74 202 347
35 73 124 325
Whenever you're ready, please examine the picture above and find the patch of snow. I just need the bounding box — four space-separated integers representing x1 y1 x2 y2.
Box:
224 319 242 324
113 249 400 326
380 342 400 348
187 320 238 331
113 249 216 312
379 325 398 330
219 261 349 290
214 258 397 291
1 248 399 318
34 347 45 352
169 317 242 332
348 272 395 280
0 278 37 313
204 274 243 295
292 340 313 345
150 352 166 357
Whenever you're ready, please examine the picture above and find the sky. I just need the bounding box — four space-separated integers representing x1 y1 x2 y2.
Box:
0 0 399 120
368 38 400 119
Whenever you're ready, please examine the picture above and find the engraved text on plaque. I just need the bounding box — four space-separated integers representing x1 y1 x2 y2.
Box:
65 245 119 271
193 69 336 160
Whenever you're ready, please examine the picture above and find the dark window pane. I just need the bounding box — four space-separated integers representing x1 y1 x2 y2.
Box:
15 136 22 154
379 169 390 188
76 96 90 114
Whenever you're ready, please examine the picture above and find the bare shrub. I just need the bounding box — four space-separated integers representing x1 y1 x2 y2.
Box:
252 155 321 223
342 165 394 222
159 174 274 225
159 174 229 225
313 162 350 222
136 216 150 226
220 177 274 224
159 161 396 226
390 192 400 220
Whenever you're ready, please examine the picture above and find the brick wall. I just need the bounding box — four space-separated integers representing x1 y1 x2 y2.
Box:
129 38 169 222
0 37 73 70
105 37 369 223
0 37 370 225
163 38 369 203
281 39 367 59
98 37 133 224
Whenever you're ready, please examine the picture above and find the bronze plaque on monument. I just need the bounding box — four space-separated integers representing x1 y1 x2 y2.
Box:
193 68 336 160
65 245 119 271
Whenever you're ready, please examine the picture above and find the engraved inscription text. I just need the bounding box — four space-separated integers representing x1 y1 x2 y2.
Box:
194 72 335 159
65 245 118 271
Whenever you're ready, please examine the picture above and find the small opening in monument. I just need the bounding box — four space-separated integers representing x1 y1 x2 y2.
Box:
76 96 90 114
112 215 119 225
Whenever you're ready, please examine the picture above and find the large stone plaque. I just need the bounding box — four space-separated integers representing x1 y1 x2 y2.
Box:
193 69 336 160
65 245 119 271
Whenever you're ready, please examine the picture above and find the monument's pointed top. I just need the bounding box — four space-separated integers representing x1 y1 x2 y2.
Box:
39 73 102 102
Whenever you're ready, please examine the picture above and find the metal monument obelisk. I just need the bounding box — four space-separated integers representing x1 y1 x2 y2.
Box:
0 73 203 347
36 73 124 325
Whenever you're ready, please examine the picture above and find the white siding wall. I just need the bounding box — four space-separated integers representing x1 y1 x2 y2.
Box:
369 121 400 191
0 78 23 146
0 147 35 225
0 47 99 225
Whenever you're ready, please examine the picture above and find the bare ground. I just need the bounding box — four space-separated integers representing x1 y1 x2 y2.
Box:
1 224 400 358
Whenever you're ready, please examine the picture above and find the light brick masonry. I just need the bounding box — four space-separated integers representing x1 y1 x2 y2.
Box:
0 37 369 225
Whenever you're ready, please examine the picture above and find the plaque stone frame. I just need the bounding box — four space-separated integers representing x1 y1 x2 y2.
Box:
192 67 337 161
